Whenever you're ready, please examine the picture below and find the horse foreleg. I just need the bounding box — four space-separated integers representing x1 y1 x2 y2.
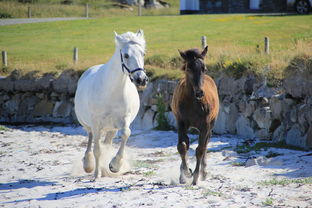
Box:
177 121 192 184
92 130 102 179
192 127 210 185
83 132 95 173
109 127 131 173
200 130 211 181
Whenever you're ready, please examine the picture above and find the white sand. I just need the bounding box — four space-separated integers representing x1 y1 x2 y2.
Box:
0 125 312 208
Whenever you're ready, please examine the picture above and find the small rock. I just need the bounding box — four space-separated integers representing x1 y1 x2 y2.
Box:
235 116 255 139
252 107 272 129
222 150 238 158
266 158 283 166
245 158 258 167
151 104 157 112
269 94 283 120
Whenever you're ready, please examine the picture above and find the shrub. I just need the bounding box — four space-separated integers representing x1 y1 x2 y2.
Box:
61 0 73 5
145 55 169 68
0 66 10 74
18 0 38 3
216 55 269 80
154 93 172 131
169 56 183 69
0 12 12 18
284 54 312 78
55 63 69 71
145 55 183 69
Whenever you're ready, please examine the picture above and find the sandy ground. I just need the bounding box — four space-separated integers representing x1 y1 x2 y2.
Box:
0 125 312 208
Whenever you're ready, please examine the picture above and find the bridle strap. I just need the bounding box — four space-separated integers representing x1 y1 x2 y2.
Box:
120 50 145 81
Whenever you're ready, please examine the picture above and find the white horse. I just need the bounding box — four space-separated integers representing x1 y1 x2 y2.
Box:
74 30 148 179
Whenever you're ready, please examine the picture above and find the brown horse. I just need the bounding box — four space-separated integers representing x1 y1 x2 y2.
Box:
171 46 219 185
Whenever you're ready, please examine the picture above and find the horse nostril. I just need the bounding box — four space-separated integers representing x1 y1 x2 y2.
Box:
135 77 142 84
134 76 148 86
143 77 148 85
141 78 148 86
195 90 204 99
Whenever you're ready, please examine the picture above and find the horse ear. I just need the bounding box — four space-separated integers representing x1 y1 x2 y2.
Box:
201 46 208 57
114 31 123 43
178 50 187 60
136 29 144 37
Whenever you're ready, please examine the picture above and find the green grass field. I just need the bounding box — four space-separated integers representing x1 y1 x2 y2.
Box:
0 14 311 81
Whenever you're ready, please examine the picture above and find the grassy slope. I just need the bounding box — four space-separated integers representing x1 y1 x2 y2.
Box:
0 0 180 18
0 14 311 79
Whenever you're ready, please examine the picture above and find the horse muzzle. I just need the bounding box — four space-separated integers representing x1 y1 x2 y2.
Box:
134 76 149 87
131 69 148 87
195 89 204 100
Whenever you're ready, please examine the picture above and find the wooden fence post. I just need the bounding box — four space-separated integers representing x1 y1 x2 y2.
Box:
85 4 89 18
28 6 31 18
138 2 142 16
2 51 7 67
264 37 270 54
73 48 78 64
201 36 207 49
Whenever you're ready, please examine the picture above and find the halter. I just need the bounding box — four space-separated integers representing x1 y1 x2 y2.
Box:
120 50 145 82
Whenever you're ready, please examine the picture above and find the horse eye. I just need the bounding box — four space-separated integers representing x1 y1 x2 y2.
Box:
124 53 129 59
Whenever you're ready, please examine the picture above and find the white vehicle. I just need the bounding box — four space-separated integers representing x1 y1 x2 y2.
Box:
288 0 312 14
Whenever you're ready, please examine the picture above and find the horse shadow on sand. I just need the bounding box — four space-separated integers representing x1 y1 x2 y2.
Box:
0 179 56 191
5 186 127 204
4 180 174 204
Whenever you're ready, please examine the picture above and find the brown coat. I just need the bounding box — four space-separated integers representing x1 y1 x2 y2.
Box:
171 74 219 128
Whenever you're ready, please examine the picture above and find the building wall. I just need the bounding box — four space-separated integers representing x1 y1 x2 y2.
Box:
180 0 287 14
180 0 199 14
228 0 249 13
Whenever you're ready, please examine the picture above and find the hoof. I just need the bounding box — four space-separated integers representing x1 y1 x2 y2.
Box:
83 152 94 173
192 180 198 186
84 167 94 173
179 176 187 184
109 157 123 173
179 168 193 184
109 163 119 173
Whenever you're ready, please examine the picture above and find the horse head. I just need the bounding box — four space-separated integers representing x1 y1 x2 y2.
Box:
115 30 149 87
179 46 208 100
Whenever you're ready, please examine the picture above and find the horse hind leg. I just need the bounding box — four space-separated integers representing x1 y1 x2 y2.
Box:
200 151 208 181
192 127 210 185
103 130 117 145
83 132 95 173
109 127 131 173
178 141 192 184
192 127 211 185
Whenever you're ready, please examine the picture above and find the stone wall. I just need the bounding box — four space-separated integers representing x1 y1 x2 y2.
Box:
213 73 312 149
0 70 79 124
0 69 311 149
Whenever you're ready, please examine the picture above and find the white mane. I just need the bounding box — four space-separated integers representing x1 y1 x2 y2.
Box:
115 31 146 52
